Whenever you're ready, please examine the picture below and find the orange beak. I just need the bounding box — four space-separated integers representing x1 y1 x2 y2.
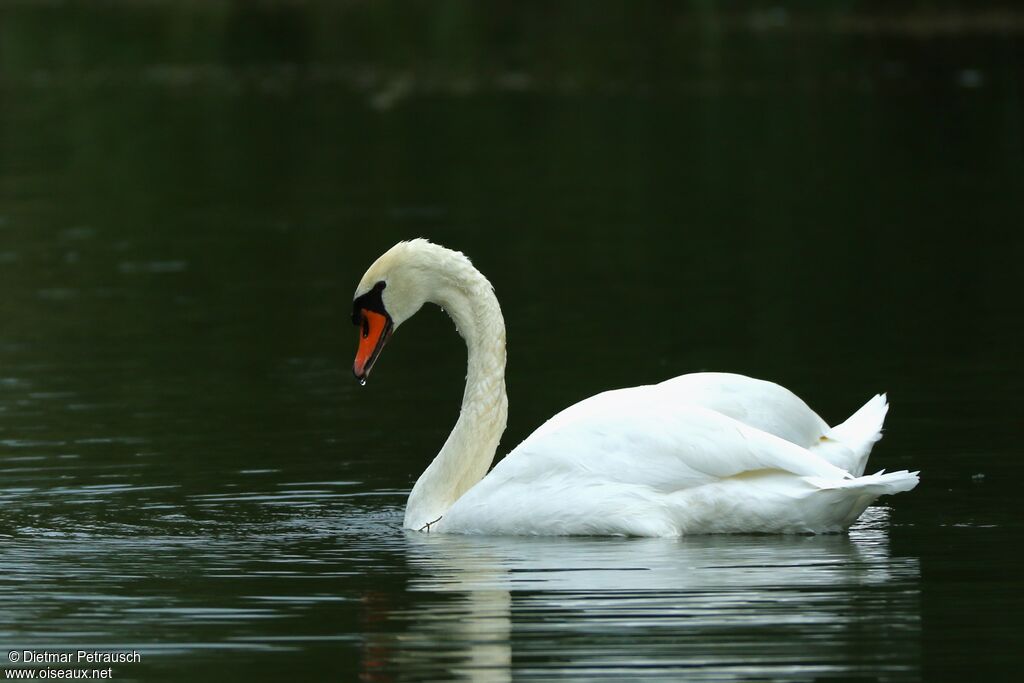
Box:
353 309 393 383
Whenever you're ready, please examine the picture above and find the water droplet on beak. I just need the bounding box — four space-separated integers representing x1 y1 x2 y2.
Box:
358 377 367 387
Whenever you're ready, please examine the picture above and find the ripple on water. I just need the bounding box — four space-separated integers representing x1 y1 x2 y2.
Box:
0 466 919 682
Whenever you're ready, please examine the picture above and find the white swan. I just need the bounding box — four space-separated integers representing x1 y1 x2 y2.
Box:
351 239 919 536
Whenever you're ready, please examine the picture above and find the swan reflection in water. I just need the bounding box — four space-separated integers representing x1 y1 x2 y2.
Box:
359 508 920 682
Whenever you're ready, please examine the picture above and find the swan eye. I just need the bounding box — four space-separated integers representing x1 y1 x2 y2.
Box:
361 315 370 339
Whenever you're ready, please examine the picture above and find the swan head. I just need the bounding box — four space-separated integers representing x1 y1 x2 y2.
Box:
351 240 439 382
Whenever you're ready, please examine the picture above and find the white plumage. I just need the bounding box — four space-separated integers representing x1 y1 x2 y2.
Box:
351 240 919 536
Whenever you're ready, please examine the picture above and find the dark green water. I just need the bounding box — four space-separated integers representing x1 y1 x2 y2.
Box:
2 2 1023 681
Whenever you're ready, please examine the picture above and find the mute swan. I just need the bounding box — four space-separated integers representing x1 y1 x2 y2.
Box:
351 239 919 536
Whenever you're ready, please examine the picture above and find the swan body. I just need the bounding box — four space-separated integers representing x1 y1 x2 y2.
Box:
351 239 918 536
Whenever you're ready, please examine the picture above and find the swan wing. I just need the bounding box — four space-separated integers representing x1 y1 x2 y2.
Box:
531 372 888 476
655 373 892 476
440 397 864 535
655 372 831 447
508 399 850 487
530 373 831 448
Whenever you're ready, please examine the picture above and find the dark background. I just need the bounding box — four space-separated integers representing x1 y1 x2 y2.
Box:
1 2 1022 681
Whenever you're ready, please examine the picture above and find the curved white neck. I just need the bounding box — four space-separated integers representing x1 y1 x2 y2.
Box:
404 256 507 531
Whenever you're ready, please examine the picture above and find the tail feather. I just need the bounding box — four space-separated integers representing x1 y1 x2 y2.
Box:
807 469 920 495
826 393 889 476
802 469 919 530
